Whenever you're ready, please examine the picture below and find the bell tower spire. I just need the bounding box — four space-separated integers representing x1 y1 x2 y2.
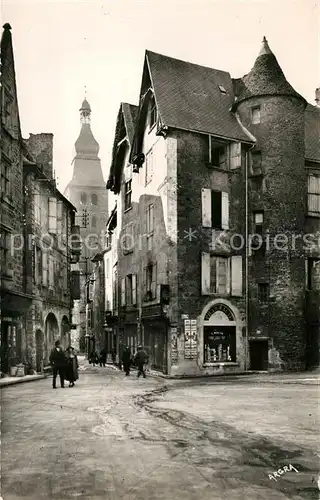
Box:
80 88 91 125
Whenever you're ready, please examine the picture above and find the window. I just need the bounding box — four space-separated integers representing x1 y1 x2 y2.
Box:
253 212 264 235
201 189 229 230
48 197 57 233
42 252 48 287
218 85 227 94
307 258 320 290
204 326 236 363
0 230 11 275
209 138 227 169
124 180 132 211
91 215 97 228
80 192 87 205
125 274 137 306
1 158 11 199
251 151 262 174
144 263 157 300
146 204 154 251
34 246 42 285
251 106 261 124
48 255 54 288
91 193 98 205
149 97 157 130
34 187 41 225
308 174 320 215
145 149 154 186
258 283 269 302
201 253 230 295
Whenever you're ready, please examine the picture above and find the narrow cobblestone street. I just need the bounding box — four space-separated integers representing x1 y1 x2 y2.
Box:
1 367 319 500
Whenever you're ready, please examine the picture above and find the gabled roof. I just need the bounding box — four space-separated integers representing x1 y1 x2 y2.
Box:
106 103 138 194
234 37 306 107
305 104 320 163
144 50 253 143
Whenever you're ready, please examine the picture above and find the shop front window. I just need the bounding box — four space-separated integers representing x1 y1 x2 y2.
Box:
204 326 236 363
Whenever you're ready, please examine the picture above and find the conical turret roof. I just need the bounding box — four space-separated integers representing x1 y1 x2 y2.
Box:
235 37 306 106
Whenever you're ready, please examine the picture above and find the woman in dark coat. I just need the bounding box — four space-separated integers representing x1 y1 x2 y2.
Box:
66 346 79 387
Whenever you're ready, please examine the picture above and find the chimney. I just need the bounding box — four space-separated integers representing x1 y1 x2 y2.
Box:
315 88 320 107
24 133 54 179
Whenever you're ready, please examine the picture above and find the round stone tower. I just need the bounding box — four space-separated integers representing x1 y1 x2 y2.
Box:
234 37 307 371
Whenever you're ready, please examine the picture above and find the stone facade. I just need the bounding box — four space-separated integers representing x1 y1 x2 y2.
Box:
105 40 320 375
0 25 80 375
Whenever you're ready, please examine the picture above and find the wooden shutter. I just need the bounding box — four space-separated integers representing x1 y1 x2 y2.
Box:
230 142 241 169
151 263 157 299
221 192 229 230
132 274 137 305
201 188 212 227
42 252 48 286
48 197 57 233
231 256 243 296
121 277 126 306
201 252 210 294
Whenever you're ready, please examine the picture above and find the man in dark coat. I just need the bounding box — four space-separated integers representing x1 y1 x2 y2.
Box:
49 340 67 389
134 345 148 378
121 346 131 376
99 347 107 367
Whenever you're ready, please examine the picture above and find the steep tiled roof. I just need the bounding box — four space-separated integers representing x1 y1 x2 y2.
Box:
146 50 253 143
107 103 138 193
234 37 306 106
305 104 320 162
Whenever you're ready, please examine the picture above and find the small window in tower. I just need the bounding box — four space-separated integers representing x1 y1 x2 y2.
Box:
91 215 97 228
91 193 98 205
218 85 227 94
80 192 87 205
251 106 261 124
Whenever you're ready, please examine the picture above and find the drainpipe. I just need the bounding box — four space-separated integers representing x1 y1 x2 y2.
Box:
245 145 255 371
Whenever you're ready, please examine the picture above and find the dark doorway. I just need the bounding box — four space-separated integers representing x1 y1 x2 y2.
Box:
249 340 268 371
35 330 44 373
1 323 9 374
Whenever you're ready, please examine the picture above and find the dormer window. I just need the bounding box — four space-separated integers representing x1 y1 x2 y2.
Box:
218 85 227 94
149 96 157 130
251 106 261 124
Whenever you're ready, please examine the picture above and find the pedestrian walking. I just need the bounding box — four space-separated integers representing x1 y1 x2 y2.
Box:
49 340 67 389
121 346 131 376
99 347 107 367
111 348 116 365
134 345 148 378
89 350 99 366
65 346 79 387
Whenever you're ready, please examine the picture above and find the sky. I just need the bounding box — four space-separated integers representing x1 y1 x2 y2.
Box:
1 0 319 204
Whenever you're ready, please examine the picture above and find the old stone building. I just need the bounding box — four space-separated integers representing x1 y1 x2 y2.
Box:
0 23 34 375
1 24 81 375
23 133 80 372
64 99 108 352
106 37 320 375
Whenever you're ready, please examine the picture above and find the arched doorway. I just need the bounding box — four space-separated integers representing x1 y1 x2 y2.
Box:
35 329 44 373
61 316 70 349
44 313 59 362
199 299 244 368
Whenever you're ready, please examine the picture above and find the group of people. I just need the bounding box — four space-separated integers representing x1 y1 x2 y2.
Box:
121 345 149 378
49 340 79 389
49 341 149 388
89 345 149 378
